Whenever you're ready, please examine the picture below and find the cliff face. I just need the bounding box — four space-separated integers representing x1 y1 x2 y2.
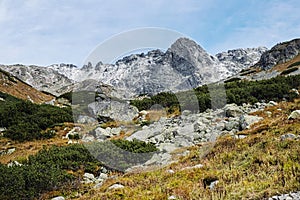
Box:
255 39 300 70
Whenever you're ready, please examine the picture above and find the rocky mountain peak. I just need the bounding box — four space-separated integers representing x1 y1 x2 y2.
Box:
256 38 300 70
167 37 216 68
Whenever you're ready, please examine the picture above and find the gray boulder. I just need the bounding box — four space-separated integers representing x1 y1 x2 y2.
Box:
89 100 138 122
239 115 263 130
224 104 244 117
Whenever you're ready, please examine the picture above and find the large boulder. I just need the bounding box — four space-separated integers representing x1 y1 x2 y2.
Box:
239 115 263 130
88 100 138 122
224 104 244 117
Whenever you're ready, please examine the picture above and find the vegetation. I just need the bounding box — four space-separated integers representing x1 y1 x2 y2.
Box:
131 74 300 113
287 61 300 68
86 139 158 172
280 67 299 75
0 92 73 141
0 144 101 200
0 139 157 199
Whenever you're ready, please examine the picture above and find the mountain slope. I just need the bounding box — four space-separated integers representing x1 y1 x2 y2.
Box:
0 64 74 96
0 68 54 103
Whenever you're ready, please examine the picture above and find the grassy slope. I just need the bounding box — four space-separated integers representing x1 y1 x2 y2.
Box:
0 69 54 104
78 99 300 200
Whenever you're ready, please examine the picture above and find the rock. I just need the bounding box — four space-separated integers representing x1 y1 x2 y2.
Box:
83 173 95 181
239 115 263 130
182 110 191 116
224 120 239 131
7 148 16 155
168 195 177 200
166 169 175 174
224 104 244 117
291 88 299 96
108 184 124 190
7 161 22 167
265 111 272 117
280 133 297 141
181 164 203 171
268 101 278 106
81 134 95 142
77 115 97 124
88 100 138 122
93 182 103 189
51 196 65 200
98 173 108 180
288 110 300 120
209 180 219 190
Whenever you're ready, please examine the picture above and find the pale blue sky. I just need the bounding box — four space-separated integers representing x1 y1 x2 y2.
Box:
0 0 299 66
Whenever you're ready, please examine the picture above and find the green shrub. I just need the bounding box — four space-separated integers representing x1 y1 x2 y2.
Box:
280 67 299 75
0 92 73 141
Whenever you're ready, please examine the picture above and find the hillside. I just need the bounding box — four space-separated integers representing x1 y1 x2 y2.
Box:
0 69 55 104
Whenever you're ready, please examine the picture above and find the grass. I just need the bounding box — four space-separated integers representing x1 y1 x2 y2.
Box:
77 99 300 200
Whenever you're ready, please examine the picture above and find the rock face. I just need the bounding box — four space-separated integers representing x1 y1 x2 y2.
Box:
216 47 267 73
256 39 300 70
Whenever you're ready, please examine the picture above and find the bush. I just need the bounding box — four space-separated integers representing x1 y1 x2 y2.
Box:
131 74 300 111
0 144 101 200
0 92 73 141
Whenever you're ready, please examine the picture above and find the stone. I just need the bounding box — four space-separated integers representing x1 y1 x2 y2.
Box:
265 111 272 117
291 88 299 96
280 133 297 141
88 100 138 122
268 101 278 106
288 110 300 120
51 196 65 200
98 173 108 180
83 173 95 181
7 148 16 155
181 164 203 171
77 115 97 124
108 184 124 190
209 180 219 190
168 195 177 200
239 115 263 130
81 134 95 142
166 169 175 174
182 110 191 116
225 121 239 131
93 182 103 189
224 104 244 117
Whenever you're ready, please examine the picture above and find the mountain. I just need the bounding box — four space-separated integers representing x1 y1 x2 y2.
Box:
255 38 300 70
0 38 267 97
216 47 268 73
0 64 74 96
0 68 54 103
50 38 266 97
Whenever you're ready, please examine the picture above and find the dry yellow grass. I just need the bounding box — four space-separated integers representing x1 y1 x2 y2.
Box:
0 70 54 103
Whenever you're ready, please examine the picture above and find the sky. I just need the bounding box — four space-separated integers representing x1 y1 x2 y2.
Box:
0 0 299 66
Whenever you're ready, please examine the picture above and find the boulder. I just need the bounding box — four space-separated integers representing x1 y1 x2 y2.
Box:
239 115 263 130
83 172 95 181
88 100 138 122
108 184 125 190
77 115 97 124
280 133 298 141
224 104 244 117
288 110 300 120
